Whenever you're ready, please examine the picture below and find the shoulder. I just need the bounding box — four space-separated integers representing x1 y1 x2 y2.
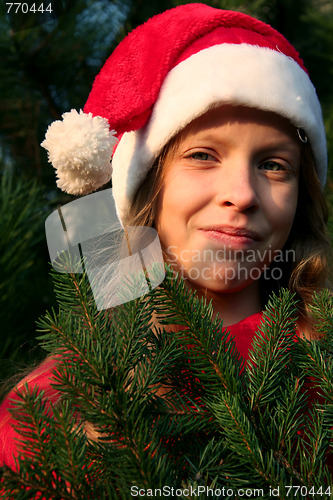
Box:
227 312 314 357
0 356 60 470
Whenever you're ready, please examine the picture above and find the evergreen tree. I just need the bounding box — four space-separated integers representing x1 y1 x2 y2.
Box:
0 166 52 382
0 0 131 185
1 266 333 498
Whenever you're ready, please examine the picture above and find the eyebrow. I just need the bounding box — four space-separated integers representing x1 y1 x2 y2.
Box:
258 142 301 160
182 132 301 155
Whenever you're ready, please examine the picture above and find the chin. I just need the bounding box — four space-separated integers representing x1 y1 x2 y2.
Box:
181 266 255 294
182 254 271 289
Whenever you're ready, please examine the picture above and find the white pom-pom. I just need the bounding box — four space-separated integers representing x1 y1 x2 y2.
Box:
41 109 117 195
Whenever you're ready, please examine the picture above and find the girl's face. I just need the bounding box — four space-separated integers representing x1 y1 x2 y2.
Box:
155 105 300 294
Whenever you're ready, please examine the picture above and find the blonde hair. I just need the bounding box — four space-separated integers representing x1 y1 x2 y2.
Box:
283 144 331 318
125 135 331 327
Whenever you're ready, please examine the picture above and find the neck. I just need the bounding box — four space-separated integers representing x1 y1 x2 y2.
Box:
189 280 262 327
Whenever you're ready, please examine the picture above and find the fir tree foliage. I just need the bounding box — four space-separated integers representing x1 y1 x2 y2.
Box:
1 266 333 498
0 166 52 382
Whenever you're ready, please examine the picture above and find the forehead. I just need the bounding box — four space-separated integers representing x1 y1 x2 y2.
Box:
179 105 299 143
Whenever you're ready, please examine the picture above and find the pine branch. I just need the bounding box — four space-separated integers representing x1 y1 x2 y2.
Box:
247 289 299 411
3 387 98 499
309 290 333 346
152 267 245 397
1 266 333 494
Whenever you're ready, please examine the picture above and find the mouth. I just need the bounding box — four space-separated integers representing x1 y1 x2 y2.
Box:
198 225 262 247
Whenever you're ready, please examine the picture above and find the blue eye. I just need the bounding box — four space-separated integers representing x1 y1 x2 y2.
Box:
191 152 210 161
260 161 285 171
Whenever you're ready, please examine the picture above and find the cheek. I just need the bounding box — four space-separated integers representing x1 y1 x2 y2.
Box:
266 184 299 239
155 181 184 246
155 172 210 237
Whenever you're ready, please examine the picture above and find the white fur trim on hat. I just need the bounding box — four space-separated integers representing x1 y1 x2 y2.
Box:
112 43 326 223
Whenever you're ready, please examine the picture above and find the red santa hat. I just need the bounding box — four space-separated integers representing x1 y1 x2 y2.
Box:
41 3 327 224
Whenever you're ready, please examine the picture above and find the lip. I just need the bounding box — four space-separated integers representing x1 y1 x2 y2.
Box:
198 225 262 247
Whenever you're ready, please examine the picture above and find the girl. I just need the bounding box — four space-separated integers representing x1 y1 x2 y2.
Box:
0 1 330 476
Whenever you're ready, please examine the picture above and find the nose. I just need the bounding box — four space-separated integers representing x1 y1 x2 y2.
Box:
215 162 259 212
